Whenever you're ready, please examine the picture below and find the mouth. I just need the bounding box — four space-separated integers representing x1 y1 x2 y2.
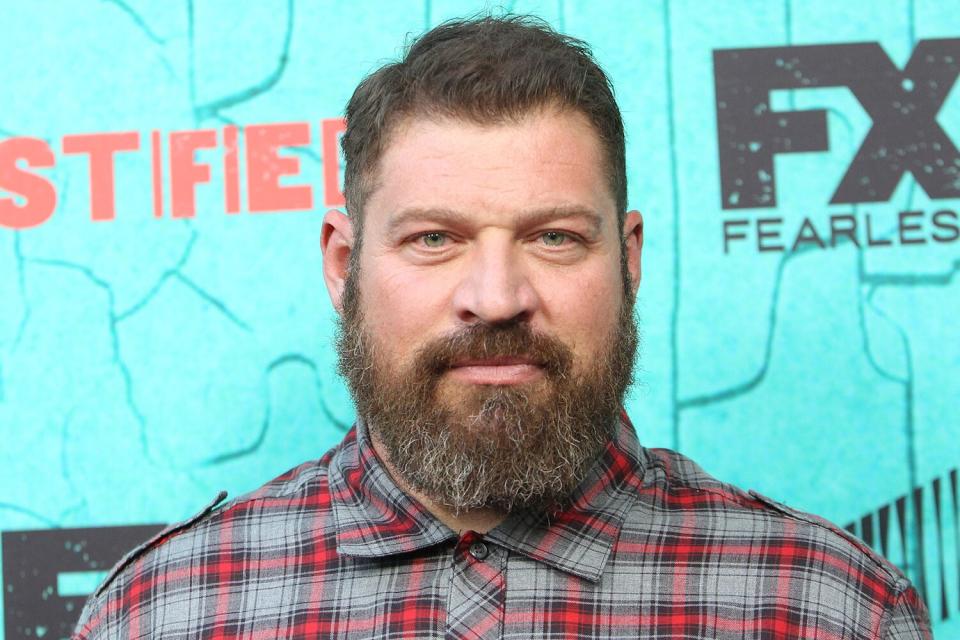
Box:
447 356 545 385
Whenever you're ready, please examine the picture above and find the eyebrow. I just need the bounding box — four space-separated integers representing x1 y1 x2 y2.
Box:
385 205 606 236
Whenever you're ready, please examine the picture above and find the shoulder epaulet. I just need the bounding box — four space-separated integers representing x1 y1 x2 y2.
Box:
747 489 801 517
94 491 228 599
747 489 906 586
747 489 849 535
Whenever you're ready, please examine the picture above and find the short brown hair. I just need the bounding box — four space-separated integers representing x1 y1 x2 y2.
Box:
341 15 627 237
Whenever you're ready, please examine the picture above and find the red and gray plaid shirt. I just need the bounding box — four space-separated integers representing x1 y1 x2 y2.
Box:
74 418 931 639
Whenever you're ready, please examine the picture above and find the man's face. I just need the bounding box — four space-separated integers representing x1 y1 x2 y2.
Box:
327 108 642 513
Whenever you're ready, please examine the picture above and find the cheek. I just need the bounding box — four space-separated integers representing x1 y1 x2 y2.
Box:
537 265 623 353
360 264 453 357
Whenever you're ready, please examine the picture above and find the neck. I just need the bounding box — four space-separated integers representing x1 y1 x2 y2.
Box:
368 429 507 535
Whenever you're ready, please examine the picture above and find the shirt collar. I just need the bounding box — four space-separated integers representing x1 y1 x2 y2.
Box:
328 420 457 557
329 415 646 582
484 418 646 582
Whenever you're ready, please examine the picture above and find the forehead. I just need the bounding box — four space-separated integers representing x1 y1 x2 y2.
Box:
363 109 616 230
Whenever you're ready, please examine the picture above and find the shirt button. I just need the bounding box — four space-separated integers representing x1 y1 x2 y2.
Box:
468 541 489 560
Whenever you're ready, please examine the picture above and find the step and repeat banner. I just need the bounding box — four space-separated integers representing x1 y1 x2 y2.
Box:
1 1 958 638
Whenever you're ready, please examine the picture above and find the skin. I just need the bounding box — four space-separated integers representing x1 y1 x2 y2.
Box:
321 107 643 534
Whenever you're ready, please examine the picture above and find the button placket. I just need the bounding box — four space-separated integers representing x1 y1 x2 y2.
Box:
445 533 505 639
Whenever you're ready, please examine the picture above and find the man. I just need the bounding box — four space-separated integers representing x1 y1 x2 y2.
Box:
74 16 930 639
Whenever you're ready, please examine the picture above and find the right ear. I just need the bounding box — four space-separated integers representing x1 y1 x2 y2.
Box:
320 209 354 313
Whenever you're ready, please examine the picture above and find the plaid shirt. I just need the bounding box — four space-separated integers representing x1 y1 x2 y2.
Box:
73 418 931 639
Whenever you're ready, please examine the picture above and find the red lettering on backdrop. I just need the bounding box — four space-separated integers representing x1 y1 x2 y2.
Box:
223 125 240 214
1 119 347 228
246 123 313 213
0 138 57 230
151 130 163 218
322 118 346 207
169 129 217 218
62 131 139 221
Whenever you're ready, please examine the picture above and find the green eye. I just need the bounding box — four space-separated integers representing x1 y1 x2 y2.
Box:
541 231 567 246
421 232 446 248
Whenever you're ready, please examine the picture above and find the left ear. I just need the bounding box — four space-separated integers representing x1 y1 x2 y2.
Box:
622 210 643 296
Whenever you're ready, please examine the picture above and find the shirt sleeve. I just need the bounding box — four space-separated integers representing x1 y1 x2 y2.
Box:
881 585 932 640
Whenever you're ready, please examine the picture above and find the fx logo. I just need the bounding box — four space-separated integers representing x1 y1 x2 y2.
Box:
714 39 960 209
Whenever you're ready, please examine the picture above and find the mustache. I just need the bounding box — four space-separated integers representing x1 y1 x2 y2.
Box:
412 322 574 379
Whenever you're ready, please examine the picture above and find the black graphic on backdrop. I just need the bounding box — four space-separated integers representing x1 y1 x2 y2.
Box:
844 468 959 624
714 39 960 210
2 525 163 640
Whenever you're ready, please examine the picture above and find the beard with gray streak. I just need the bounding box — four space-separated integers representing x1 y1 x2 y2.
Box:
336 261 638 515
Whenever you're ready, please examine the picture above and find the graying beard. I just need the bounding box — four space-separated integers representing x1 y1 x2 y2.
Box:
337 261 636 516
376 390 611 514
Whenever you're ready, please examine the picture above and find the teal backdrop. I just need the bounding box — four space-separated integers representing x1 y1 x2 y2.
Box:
0 1 958 638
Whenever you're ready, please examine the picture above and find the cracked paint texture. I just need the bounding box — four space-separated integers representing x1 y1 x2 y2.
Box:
0 0 958 637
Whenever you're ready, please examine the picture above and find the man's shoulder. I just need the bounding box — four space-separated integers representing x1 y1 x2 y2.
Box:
633 446 912 592
72 444 344 639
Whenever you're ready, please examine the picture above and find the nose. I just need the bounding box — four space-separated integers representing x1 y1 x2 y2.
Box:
452 235 539 325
